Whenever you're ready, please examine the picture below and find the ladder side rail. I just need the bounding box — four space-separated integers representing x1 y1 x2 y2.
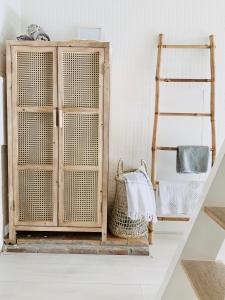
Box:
151 33 163 189
209 35 216 164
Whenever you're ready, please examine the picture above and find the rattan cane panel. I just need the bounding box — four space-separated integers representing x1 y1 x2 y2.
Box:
62 52 100 108
63 171 98 222
17 52 53 107
64 114 99 166
18 112 53 165
18 170 53 222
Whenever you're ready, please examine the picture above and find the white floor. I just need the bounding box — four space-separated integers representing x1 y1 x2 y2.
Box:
0 233 181 300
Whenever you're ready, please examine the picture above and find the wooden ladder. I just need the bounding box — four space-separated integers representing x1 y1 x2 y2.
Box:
151 34 216 221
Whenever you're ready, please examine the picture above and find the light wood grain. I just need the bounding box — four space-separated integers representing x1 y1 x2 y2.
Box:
15 225 103 232
57 45 107 230
157 215 190 221
151 33 163 188
161 44 210 49
7 40 109 48
6 43 16 244
151 34 216 225
57 46 64 229
102 44 110 242
11 46 19 228
157 112 211 117
182 260 225 300
204 207 225 230
16 106 53 113
51 46 58 227
209 35 216 164
11 46 58 228
7 41 109 241
62 107 99 113
159 78 212 83
97 48 104 229
63 165 99 171
155 146 213 151
150 33 163 244
17 164 53 171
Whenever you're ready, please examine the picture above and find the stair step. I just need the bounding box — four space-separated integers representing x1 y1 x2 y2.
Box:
204 207 225 230
182 260 225 300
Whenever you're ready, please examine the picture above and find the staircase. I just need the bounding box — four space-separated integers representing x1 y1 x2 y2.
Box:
157 142 225 299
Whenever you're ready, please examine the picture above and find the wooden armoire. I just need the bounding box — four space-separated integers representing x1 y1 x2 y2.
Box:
6 40 109 244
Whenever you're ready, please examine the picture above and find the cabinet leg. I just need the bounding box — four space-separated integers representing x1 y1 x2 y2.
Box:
101 229 107 242
9 227 16 244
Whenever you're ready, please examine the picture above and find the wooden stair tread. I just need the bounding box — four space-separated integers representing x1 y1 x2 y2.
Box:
204 207 225 230
182 260 225 300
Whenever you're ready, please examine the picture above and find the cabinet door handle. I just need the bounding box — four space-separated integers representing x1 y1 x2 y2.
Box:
53 108 58 127
59 109 63 128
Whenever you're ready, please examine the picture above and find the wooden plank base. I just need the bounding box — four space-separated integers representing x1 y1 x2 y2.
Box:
4 232 149 256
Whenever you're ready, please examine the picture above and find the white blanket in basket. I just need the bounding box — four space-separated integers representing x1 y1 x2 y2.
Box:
122 166 157 222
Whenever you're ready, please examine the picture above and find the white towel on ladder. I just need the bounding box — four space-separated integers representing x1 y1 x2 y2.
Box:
122 166 157 222
157 180 204 215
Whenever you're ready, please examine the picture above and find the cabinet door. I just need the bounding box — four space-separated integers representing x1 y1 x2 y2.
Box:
58 47 104 227
12 46 58 226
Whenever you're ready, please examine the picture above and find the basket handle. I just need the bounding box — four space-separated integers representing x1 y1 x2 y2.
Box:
117 159 124 176
140 159 148 173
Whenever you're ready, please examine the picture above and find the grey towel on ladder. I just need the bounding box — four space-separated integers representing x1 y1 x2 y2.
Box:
176 146 210 174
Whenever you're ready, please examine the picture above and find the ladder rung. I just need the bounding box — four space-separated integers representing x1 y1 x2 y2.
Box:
159 44 210 49
156 112 211 117
157 215 190 221
155 146 213 151
156 146 177 151
158 78 212 83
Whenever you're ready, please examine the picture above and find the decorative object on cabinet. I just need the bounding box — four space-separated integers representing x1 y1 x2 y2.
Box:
17 24 50 41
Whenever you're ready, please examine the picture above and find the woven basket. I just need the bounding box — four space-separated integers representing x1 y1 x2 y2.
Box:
109 159 148 239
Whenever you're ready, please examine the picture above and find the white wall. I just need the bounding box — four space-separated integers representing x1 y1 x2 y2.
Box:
0 0 21 76
0 0 21 248
1 0 225 241
19 0 225 211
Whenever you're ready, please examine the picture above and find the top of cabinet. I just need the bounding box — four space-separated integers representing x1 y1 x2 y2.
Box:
6 40 109 49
